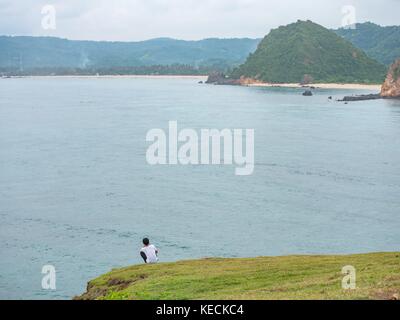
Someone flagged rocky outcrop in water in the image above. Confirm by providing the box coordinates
[206,73,265,86]
[381,59,400,98]
[205,72,241,85]
[339,94,381,102]
[205,72,227,84]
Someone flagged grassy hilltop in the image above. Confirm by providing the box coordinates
[231,20,386,84]
[77,252,400,300]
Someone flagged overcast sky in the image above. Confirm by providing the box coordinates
[1,0,399,41]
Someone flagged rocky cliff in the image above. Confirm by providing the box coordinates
[381,59,400,98]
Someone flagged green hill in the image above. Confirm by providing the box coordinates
[231,20,386,84]
[334,22,400,66]
[77,252,400,300]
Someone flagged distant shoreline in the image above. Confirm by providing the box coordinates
[4,75,208,80]
[2,75,381,90]
[247,82,382,91]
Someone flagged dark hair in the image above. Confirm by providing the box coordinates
[142,238,150,245]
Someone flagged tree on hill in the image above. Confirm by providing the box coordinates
[231,20,386,84]
[334,22,400,66]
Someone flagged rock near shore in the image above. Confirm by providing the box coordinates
[205,72,228,84]
[381,59,400,98]
[206,73,265,86]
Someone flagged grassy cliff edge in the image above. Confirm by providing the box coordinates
[77,252,400,300]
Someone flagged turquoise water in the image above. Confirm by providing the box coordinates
[0,77,399,299]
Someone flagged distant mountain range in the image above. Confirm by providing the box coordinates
[334,22,400,66]
[231,20,386,84]
[0,36,259,74]
[0,22,399,76]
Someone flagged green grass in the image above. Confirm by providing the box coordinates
[76,252,400,300]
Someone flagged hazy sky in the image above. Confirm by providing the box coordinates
[1,0,399,41]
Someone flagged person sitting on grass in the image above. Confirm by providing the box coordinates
[140,238,159,264]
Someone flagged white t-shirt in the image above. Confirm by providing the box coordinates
[140,244,158,263]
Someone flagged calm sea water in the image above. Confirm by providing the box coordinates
[0,77,399,299]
